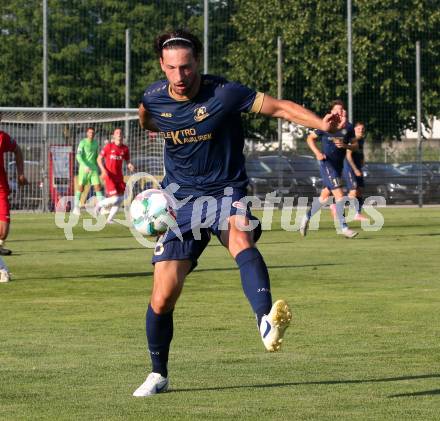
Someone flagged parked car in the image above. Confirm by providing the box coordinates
[289,155,323,201]
[423,161,440,175]
[362,162,434,204]
[394,162,440,202]
[394,162,438,181]
[245,156,298,200]
[8,160,44,210]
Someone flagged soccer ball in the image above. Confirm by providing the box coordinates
[130,189,177,236]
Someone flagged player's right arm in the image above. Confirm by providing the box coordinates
[259,94,345,133]
[97,149,108,178]
[13,144,28,186]
[76,141,90,172]
[138,104,159,132]
[307,132,326,161]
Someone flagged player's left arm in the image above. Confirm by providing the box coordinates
[258,94,345,133]
[124,147,135,172]
[345,149,362,175]
[13,144,28,186]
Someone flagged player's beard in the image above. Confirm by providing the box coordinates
[173,73,200,98]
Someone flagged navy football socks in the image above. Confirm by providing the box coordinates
[146,304,173,378]
[235,247,272,327]
[358,196,365,213]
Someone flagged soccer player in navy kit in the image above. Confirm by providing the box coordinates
[133,30,346,397]
[299,100,359,238]
[343,122,369,221]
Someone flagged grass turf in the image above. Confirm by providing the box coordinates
[1,208,440,420]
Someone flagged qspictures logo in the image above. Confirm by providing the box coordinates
[54,173,386,248]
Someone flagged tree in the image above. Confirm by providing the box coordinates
[0,0,44,106]
[0,0,204,107]
[353,0,440,140]
[227,0,440,141]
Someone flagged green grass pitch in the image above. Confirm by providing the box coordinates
[1,208,440,420]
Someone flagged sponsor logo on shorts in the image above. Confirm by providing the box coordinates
[154,243,164,256]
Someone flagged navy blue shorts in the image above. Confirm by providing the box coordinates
[343,163,364,189]
[319,160,343,190]
[152,188,262,270]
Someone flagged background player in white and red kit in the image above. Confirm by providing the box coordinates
[96,128,135,223]
[0,125,28,282]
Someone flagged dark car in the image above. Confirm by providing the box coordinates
[394,162,440,203]
[289,155,323,200]
[245,156,298,200]
[394,162,438,181]
[8,160,44,210]
[362,162,433,204]
[423,161,440,175]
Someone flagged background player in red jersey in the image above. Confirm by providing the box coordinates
[96,128,135,224]
[0,122,28,282]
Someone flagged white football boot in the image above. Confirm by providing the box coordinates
[341,227,358,238]
[72,206,81,216]
[299,216,310,237]
[0,269,11,283]
[260,299,292,352]
[133,372,169,397]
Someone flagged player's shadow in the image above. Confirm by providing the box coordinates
[389,389,440,398]
[28,271,154,281]
[195,263,338,273]
[93,272,154,279]
[96,247,143,251]
[11,234,135,243]
[172,373,440,394]
[391,232,440,239]
[28,263,337,281]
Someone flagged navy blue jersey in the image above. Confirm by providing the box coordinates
[315,123,355,167]
[351,137,365,168]
[141,75,263,198]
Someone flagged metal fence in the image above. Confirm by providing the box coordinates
[2,107,439,212]
[1,1,439,140]
[1,1,439,208]
[244,145,440,206]
[1,109,164,211]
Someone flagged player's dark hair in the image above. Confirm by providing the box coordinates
[355,121,365,127]
[154,29,202,60]
[329,99,345,112]
[86,127,95,132]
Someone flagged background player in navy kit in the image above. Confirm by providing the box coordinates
[343,121,368,221]
[133,29,346,397]
[300,100,359,238]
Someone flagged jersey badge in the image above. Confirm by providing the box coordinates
[194,106,209,122]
